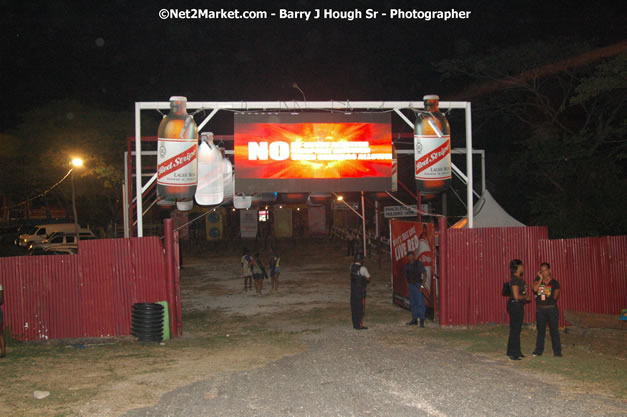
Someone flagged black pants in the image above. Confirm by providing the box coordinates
[506,300,524,357]
[350,282,365,328]
[535,307,562,355]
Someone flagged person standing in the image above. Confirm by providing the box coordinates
[404,251,427,327]
[351,230,360,258]
[270,252,281,291]
[251,253,265,294]
[346,229,354,257]
[507,259,531,360]
[0,283,6,358]
[532,262,563,357]
[241,249,253,292]
[258,253,269,294]
[350,253,371,330]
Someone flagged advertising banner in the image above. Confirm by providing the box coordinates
[239,210,258,239]
[390,220,436,309]
[234,112,392,193]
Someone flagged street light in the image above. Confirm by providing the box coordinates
[70,158,84,242]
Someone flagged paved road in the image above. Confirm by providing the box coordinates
[123,325,626,417]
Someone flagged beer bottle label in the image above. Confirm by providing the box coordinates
[157,138,198,186]
[414,134,451,180]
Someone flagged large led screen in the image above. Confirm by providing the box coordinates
[234,112,393,193]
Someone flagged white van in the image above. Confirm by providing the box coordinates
[28,231,97,251]
[18,223,92,247]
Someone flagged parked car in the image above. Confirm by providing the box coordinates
[18,224,93,247]
[28,231,96,251]
[29,245,78,256]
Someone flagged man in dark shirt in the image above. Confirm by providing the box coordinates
[507,259,531,360]
[532,262,562,357]
[404,251,427,327]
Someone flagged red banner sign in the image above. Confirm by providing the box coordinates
[390,220,436,309]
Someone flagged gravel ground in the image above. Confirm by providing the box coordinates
[123,324,626,417]
[121,244,625,417]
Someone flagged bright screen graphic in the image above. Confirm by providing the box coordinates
[234,113,393,193]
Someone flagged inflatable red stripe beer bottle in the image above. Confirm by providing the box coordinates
[157,96,198,201]
[414,95,451,198]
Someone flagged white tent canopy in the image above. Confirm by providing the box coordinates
[452,190,524,228]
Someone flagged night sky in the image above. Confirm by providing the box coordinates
[1,0,623,126]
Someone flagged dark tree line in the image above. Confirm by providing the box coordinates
[436,40,626,237]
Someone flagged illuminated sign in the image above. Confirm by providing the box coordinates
[234,113,392,193]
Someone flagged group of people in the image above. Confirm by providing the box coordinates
[350,252,564,365]
[240,249,280,294]
[507,259,562,360]
[329,226,375,258]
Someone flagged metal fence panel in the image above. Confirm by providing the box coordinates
[443,227,549,326]
[0,237,169,341]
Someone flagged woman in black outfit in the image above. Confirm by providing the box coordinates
[507,259,531,360]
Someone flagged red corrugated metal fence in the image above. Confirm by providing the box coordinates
[441,226,549,326]
[0,237,171,341]
[537,235,627,327]
[441,227,627,327]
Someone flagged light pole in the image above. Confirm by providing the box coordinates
[70,158,83,242]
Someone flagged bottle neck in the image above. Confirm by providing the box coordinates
[201,133,215,146]
[170,101,187,115]
[425,100,439,112]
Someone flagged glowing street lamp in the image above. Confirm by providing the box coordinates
[337,195,344,201]
[70,158,84,242]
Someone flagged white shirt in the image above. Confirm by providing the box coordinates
[0,283,3,290]
[360,266,371,279]
[241,255,251,275]
[351,263,371,279]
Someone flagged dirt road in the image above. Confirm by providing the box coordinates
[120,240,626,417]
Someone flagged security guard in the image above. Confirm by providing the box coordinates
[350,252,371,330]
